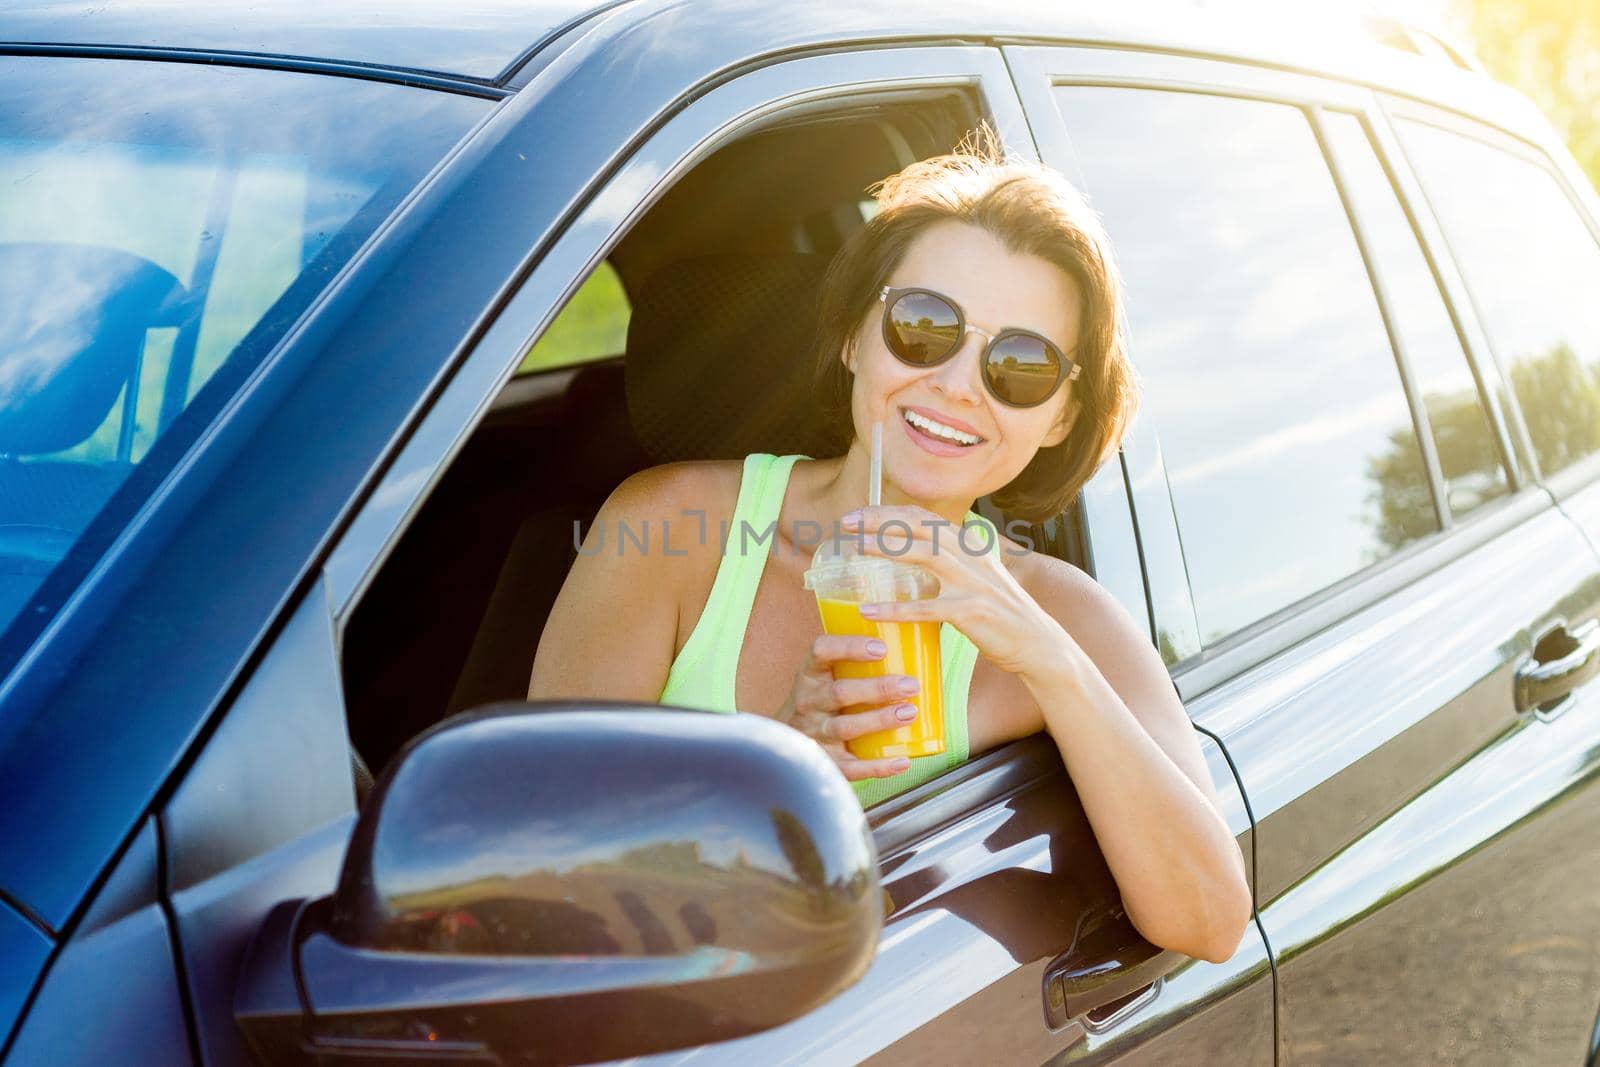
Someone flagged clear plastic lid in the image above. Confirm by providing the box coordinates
[802,538,939,602]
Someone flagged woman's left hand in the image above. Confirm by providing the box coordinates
[839,505,1072,678]
[844,508,1253,962]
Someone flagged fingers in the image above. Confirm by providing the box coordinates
[824,702,918,742]
[840,520,960,578]
[807,634,890,670]
[838,755,913,781]
[840,506,995,552]
[828,673,920,710]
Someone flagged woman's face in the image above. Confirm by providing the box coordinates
[845,219,1083,510]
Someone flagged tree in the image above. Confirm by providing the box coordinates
[1365,343,1600,554]
[1365,421,1436,556]
[1450,0,1600,191]
[1508,342,1600,473]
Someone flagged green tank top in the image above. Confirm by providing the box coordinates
[657,452,996,807]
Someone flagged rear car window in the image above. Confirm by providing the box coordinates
[0,57,486,663]
[1397,118,1600,480]
[1321,110,1510,520]
[1053,87,1435,648]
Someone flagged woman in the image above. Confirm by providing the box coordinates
[529,128,1251,964]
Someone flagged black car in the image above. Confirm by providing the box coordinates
[4,2,1600,1064]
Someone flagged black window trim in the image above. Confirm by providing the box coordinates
[1359,102,1533,491]
[1315,104,1523,509]
[1310,102,1451,534]
[0,43,512,99]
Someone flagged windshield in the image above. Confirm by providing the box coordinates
[0,57,487,658]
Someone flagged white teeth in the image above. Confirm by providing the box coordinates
[903,409,980,445]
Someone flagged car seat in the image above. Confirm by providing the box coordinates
[444,251,836,715]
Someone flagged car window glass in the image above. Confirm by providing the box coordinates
[1052,87,1435,646]
[0,57,486,668]
[1322,110,1510,520]
[1397,118,1600,480]
[516,260,630,374]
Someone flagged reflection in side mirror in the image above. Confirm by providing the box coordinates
[234,703,881,1064]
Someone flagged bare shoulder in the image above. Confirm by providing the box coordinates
[1012,549,1116,621]
[530,460,744,701]
[1013,549,1211,788]
[587,459,745,596]
[1014,550,1163,678]
[600,459,744,525]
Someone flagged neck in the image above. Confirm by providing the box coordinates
[810,440,976,529]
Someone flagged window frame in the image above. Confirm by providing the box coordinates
[319,46,1125,840]
[1381,94,1600,500]
[311,63,1261,1046]
[1331,104,1530,496]
[1316,105,1515,527]
[1004,44,1535,701]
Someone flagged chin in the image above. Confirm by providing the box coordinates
[886,453,985,505]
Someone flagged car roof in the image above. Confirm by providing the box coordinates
[0,0,623,85]
[0,0,1511,110]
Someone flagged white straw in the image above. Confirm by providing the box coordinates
[869,420,883,508]
[867,420,885,603]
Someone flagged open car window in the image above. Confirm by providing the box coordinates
[334,89,1092,799]
[516,260,631,374]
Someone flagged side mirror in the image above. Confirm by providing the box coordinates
[235,703,881,1064]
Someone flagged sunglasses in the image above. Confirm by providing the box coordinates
[879,285,1080,409]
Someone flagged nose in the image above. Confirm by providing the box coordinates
[928,327,986,405]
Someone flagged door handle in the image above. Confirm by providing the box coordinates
[1042,943,1184,1031]
[1515,618,1600,714]
[1079,976,1164,1034]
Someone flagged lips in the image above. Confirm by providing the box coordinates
[898,405,986,457]
[901,404,982,438]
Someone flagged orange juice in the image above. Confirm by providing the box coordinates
[817,597,945,759]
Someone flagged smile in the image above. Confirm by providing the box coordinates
[900,406,985,449]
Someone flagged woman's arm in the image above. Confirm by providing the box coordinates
[839,506,1252,964]
[527,463,730,703]
[1019,561,1251,964]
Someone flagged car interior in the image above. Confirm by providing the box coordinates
[340,90,1089,782]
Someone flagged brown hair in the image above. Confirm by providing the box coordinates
[811,123,1138,522]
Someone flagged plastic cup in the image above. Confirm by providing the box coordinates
[802,538,944,759]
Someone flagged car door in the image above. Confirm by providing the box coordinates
[319,37,1273,1067]
[1008,42,1600,1064]
[1379,93,1600,1065]
[2,819,193,1065]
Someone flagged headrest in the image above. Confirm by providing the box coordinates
[0,242,189,455]
[625,253,840,463]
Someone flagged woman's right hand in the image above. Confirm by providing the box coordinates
[778,634,921,781]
